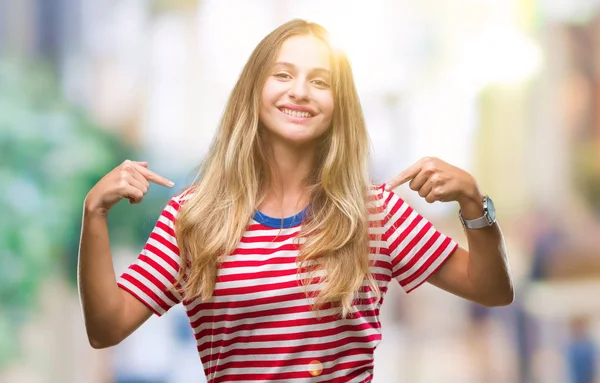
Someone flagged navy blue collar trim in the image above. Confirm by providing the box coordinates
[253,207,308,228]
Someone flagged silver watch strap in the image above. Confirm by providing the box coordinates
[461,214,491,229]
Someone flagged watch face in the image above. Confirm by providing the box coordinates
[485,196,496,221]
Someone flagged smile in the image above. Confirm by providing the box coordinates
[278,108,315,119]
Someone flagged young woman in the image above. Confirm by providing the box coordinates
[78,19,513,383]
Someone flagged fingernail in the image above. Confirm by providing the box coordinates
[168,181,175,187]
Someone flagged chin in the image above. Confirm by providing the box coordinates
[284,127,329,143]
[281,135,319,146]
[260,115,330,146]
[267,125,319,144]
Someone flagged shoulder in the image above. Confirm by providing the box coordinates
[367,183,420,234]
[169,187,197,209]
[368,183,407,211]
[158,188,196,224]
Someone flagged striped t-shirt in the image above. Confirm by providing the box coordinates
[117,184,458,382]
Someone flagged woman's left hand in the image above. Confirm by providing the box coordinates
[385,156,482,204]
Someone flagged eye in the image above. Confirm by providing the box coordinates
[273,72,292,80]
[312,79,330,88]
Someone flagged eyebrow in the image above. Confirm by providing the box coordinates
[273,61,330,76]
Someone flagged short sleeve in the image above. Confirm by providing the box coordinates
[117,196,184,316]
[381,187,459,293]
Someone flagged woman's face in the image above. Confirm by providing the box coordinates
[259,34,334,147]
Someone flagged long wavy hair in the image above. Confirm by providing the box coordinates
[174,19,380,318]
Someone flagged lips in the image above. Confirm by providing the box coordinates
[277,104,317,118]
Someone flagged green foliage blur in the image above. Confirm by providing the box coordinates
[0,58,168,366]
[574,140,600,214]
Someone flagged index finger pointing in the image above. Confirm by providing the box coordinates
[134,163,175,188]
[385,162,421,191]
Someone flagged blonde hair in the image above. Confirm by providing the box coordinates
[174,19,380,318]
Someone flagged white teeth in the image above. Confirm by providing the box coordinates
[281,108,312,118]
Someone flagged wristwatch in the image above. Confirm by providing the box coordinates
[459,195,496,229]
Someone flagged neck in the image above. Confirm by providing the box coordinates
[261,137,318,216]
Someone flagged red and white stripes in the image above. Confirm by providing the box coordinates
[117,184,457,382]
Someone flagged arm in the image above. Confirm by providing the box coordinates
[78,160,174,348]
[78,208,153,348]
[386,157,514,307]
[428,195,513,307]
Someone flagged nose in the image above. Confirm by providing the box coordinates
[288,78,309,101]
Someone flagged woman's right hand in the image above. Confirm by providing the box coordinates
[84,160,174,215]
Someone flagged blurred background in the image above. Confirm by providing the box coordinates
[1,0,600,382]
